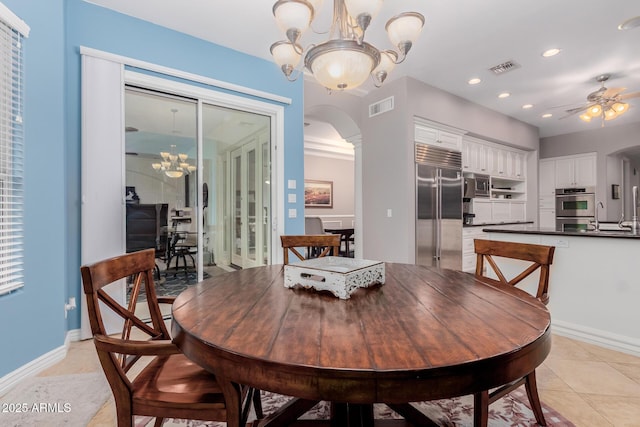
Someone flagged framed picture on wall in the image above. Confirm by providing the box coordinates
[304,180,333,208]
[612,184,620,200]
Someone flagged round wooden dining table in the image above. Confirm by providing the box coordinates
[171,263,551,427]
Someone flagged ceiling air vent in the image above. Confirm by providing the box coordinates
[369,96,394,118]
[488,60,521,75]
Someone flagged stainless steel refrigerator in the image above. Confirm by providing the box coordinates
[415,144,463,270]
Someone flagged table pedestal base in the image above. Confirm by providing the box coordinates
[251,399,439,427]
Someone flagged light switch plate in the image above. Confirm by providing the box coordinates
[287,179,296,189]
[288,193,296,203]
[288,208,297,218]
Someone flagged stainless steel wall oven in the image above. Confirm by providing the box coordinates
[555,187,595,231]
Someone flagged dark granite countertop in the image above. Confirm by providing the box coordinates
[483,224,640,239]
[463,221,533,228]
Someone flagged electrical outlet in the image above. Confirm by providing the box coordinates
[553,239,569,248]
[64,297,77,319]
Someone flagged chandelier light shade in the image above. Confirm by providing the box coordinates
[305,39,380,90]
[271,0,425,91]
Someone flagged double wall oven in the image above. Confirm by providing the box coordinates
[555,187,595,232]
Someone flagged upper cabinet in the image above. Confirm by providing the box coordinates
[553,153,597,188]
[462,136,527,181]
[414,118,464,152]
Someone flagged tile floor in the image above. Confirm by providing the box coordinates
[36,334,640,426]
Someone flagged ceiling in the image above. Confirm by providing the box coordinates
[89,0,640,140]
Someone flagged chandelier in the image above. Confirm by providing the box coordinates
[270,0,424,91]
[151,144,196,178]
[151,109,196,178]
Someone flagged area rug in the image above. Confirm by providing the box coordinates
[133,269,224,302]
[135,387,575,426]
[0,372,110,426]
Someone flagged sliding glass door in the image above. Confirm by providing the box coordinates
[202,104,270,269]
[124,88,198,280]
[124,87,272,277]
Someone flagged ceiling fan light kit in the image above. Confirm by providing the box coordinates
[270,0,424,91]
[566,74,638,126]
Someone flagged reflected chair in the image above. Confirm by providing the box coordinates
[125,203,168,280]
[280,234,340,264]
[472,238,555,426]
[166,231,197,278]
[304,216,325,235]
[80,249,262,427]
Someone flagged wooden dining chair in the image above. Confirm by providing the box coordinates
[280,234,341,264]
[474,238,555,305]
[80,248,262,427]
[473,238,555,427]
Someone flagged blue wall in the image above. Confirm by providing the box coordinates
[0,0,66,377]
[0,0,305,378]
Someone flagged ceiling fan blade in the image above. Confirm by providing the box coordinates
[560,104,594,120]
[548,101,587,109]
[620,91,640,100]
[603,87,626,98]
[564,104,591,114]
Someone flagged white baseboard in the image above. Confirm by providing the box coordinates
[552,320,640,357]
[0,329,82,396]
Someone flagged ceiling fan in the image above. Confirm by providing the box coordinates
[562,74,640,124]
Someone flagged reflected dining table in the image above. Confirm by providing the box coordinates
[324,228,355,257]
[171,263,551,427]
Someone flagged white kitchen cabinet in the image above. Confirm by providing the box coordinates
[472,199,492,224]
[462,137,527,180]
[462,227,486,273]
[539,209,556,228]
[539,159,556,198]
[574,154,597,187]
[539,159,557,229]
[462,137,489,174]
[491,201,510,222]
[554,153,596,188]
[510,201,526,221]
[511,151,525,180]
[414,121,463,152]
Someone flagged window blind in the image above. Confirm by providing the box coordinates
[0,5,29,296]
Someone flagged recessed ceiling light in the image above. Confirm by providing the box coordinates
[542,48,561,57]
[498,92,511,99]
[618,16,640,30]
[541,113,553,118]
[522,104,533,109]
[468,78,481,85]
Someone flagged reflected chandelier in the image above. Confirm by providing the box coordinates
[151,109,196,179]
[151,144,196,179]
[270,0,425,91]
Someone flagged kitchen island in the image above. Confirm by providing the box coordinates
[480,225,640,356]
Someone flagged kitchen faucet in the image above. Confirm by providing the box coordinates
[594,201,604,232]
[616,186,640,234]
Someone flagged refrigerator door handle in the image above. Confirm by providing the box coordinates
[435,169,442,262]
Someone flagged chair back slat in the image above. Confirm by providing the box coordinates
[80,249,171,353]
[474,239,555,305]
[280,234,341,265]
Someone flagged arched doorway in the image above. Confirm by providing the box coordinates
[303,105,363,258]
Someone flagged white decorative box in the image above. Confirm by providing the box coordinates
[284,256,385,299]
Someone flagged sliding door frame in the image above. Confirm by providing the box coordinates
[124,71,285,277]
